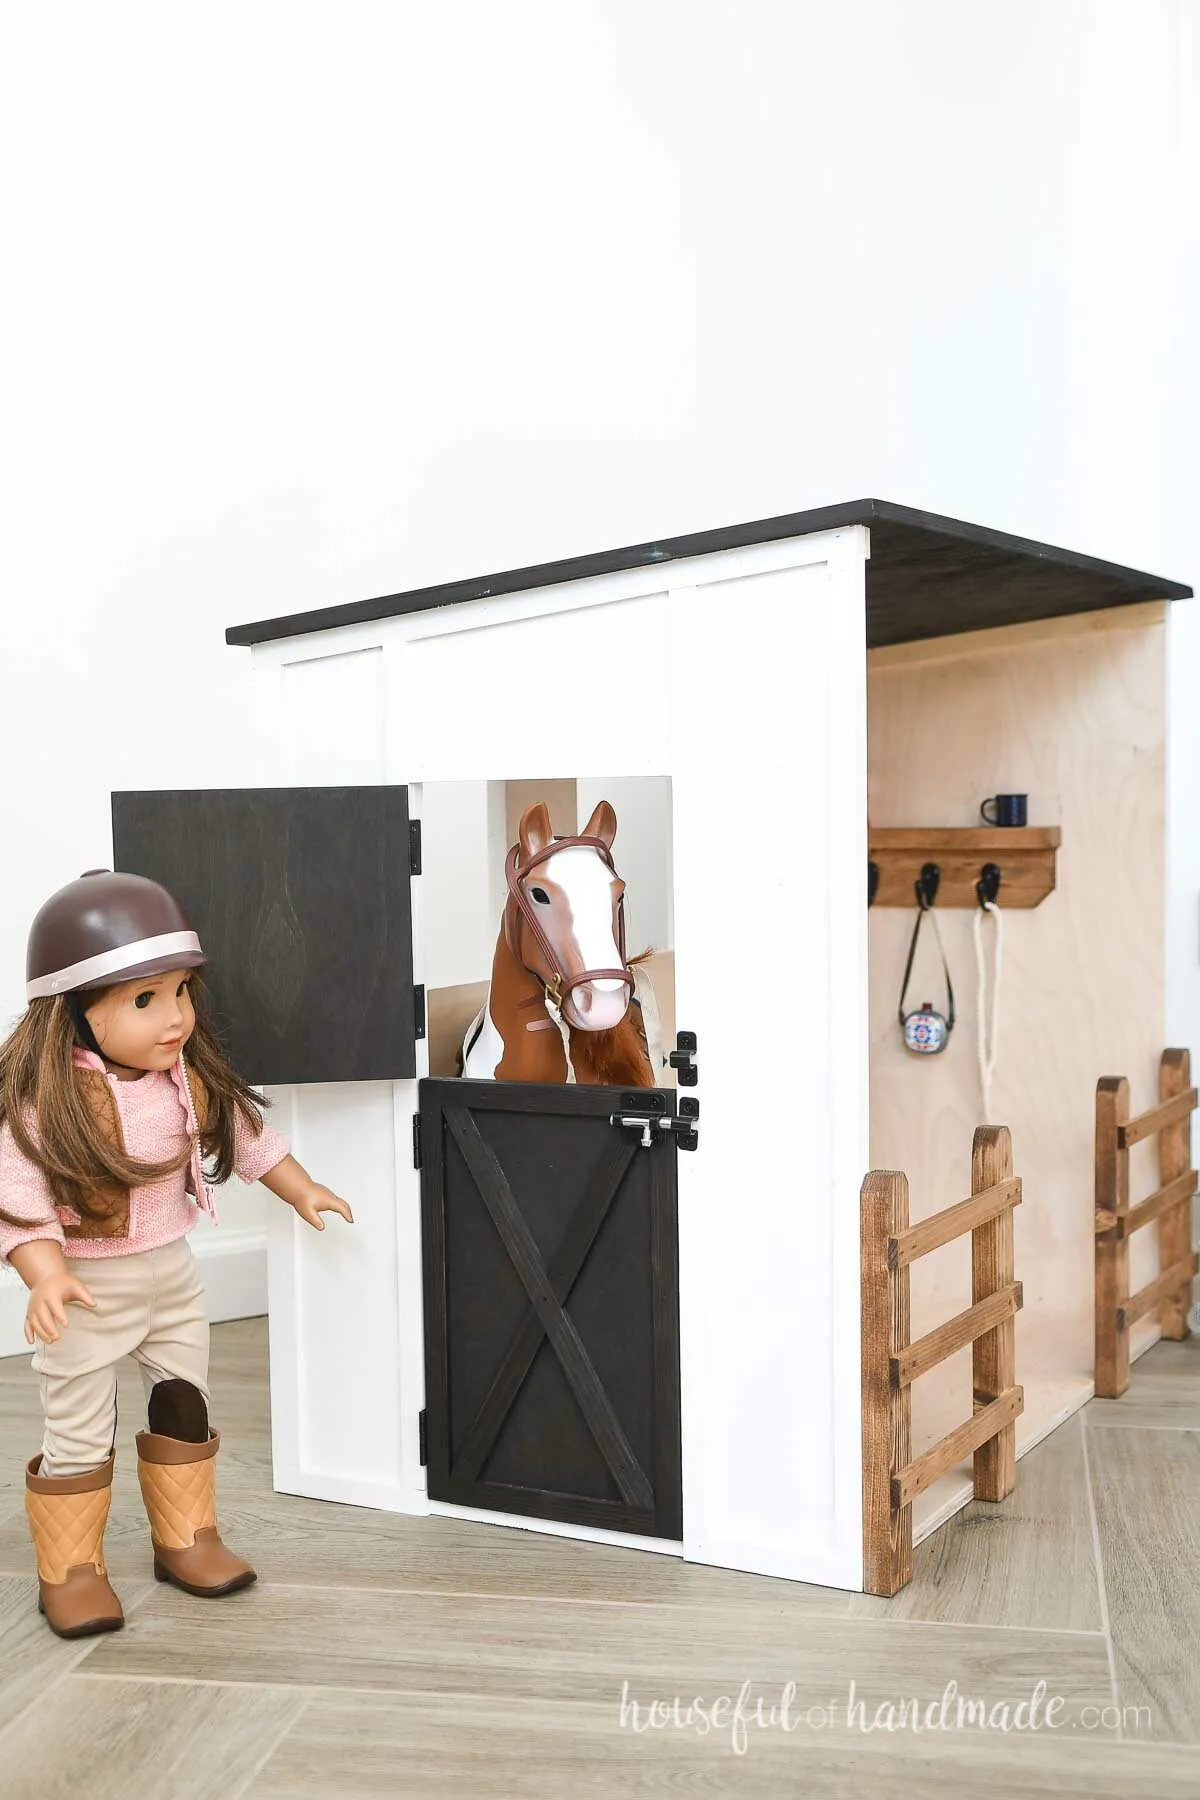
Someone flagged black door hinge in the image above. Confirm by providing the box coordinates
[412,1112,422,1170]
[413,984,426,1040]
[409,818,423,876]
[418,1408,428,1466]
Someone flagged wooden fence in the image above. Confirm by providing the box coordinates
[1094,1048,1198,1399]
[860,1127,1024,1597]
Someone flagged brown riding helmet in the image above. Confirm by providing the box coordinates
[25,870,207,1002]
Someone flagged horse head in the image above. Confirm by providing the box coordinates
[504,799,634,1034]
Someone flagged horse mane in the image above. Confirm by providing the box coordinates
[566,950,656,1088]
[456,945,659,1087]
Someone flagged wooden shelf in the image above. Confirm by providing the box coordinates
[868,828,1061,909]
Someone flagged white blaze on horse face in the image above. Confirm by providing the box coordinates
[544,842,628,1032]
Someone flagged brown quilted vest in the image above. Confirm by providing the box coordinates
[64,1062,211,1241]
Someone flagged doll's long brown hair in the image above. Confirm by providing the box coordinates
[0,971,270,1228]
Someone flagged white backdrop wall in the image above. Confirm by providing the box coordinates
[1,1,1197,1336]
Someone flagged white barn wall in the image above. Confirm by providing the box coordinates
[0,0,1196,1349]
[260,637,419,1505]
[255,526,869,1583]
[667,531,869,1586]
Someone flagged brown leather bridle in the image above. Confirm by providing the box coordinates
[503,834,633,1016]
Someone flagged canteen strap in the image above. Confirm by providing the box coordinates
[898,899,955,1031]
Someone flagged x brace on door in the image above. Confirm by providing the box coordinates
[443,1105,656,1510]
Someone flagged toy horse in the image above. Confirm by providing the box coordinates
[460,800,657,1085]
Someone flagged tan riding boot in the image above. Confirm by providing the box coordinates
[25,1452,125,1638]
[136,1425,256,1597]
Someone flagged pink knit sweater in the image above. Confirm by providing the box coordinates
[0,1049,289,1264]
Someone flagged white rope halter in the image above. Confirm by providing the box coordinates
[972,896,1004,1122]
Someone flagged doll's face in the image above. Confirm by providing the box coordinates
[83,968,196,1077]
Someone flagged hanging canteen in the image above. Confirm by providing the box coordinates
[897,869,955,1058]
[902,1002,951,1056]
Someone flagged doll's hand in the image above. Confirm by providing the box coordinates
[25,1272,97,1346]
[289,1183,354,1232]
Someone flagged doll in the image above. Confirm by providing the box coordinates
[0,868,353,1639]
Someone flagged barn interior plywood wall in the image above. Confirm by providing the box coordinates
[867,602,1168,1536]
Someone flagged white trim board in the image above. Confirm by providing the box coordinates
[193,1227,268,1323]
[0,1269,33,1362]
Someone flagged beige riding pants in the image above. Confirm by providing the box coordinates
[30,1236,210,1478]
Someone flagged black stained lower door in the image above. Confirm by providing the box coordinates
[419,1078,682,1539]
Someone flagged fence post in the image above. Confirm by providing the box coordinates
[971,1126,1016,1501]
[1095,1077,1131,1397]
[1157,1049,1193,1342]
[861,1171,912,1596]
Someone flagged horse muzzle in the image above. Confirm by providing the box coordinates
[562,976,631,1033]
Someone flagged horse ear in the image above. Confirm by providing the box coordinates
[581,800,617,848]
[518,802,554,861]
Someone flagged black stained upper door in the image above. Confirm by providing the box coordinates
[111,786,417,1087]
[419,1076,683,1540]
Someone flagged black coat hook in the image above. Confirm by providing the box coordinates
[915,862,941,909]
[868,860,879,907]
[977,863,1002,906]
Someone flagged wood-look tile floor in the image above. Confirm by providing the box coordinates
[1,1319,1198,1798]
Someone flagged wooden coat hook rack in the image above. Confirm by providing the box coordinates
[866,828,1061,909]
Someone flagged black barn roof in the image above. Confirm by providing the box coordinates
[226,498,1192,650]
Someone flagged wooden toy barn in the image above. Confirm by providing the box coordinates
[110,498,1197,1595]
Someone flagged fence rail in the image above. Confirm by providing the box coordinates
[861,1127,1024,1598]
[1094,1049,1198,1399]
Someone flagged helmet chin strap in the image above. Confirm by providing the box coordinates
[66,991,112,1064]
